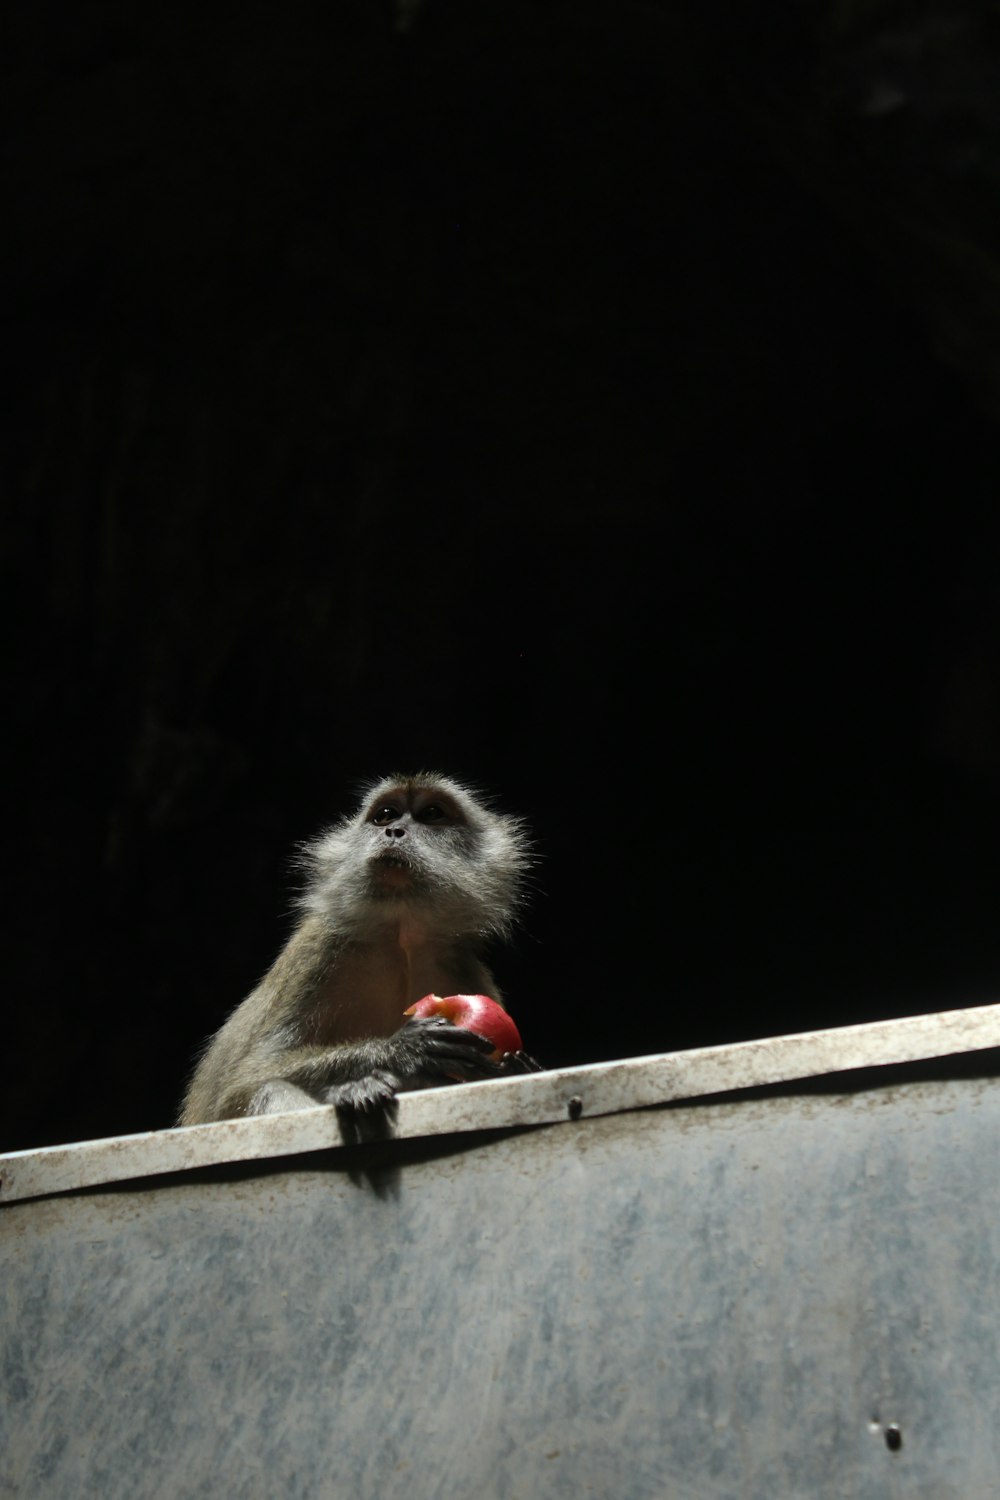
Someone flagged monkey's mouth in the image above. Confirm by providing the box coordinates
[370,850,414,889]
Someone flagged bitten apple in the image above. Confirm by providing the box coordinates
[403,993,523,1060]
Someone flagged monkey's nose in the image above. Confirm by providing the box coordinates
[385,827,406,839]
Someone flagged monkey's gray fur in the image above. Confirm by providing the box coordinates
[179,773,532,1126]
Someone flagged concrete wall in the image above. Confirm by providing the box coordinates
[4,1035,1000,1497]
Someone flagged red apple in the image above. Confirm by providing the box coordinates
[403,993,523,1060]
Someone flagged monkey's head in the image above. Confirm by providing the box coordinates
[298,773,532,941]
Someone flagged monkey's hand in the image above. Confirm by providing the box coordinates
[394,1014,503,1083]
[317,1015,500,1114]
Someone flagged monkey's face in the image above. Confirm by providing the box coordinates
[361,782,475,902]
[299,773,531,939]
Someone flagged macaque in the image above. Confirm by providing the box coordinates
[179,773,533,1125]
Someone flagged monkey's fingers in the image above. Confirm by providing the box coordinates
[322,1071,401,1113]
[419,1029,499,1069]
[398,1015,493,1041]
[399,1016,496,1059]
[497,1049,544,1074]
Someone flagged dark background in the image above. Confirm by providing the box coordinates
[5,0,1000,1152]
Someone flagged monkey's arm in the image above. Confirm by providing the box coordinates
[275,1016,501,1113]
[181,1016,501,1123]
[276,1028,543,1110]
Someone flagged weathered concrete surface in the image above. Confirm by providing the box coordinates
[3,1067,1000,1499]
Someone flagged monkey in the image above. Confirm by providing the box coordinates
[178,773,534,1126]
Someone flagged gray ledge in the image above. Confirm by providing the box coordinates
[3,1001,1000,1206]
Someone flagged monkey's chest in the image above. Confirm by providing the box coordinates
[303,946,466,1043]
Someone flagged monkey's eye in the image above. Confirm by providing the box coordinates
[417,804,448,824]
[371,805,402,826]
